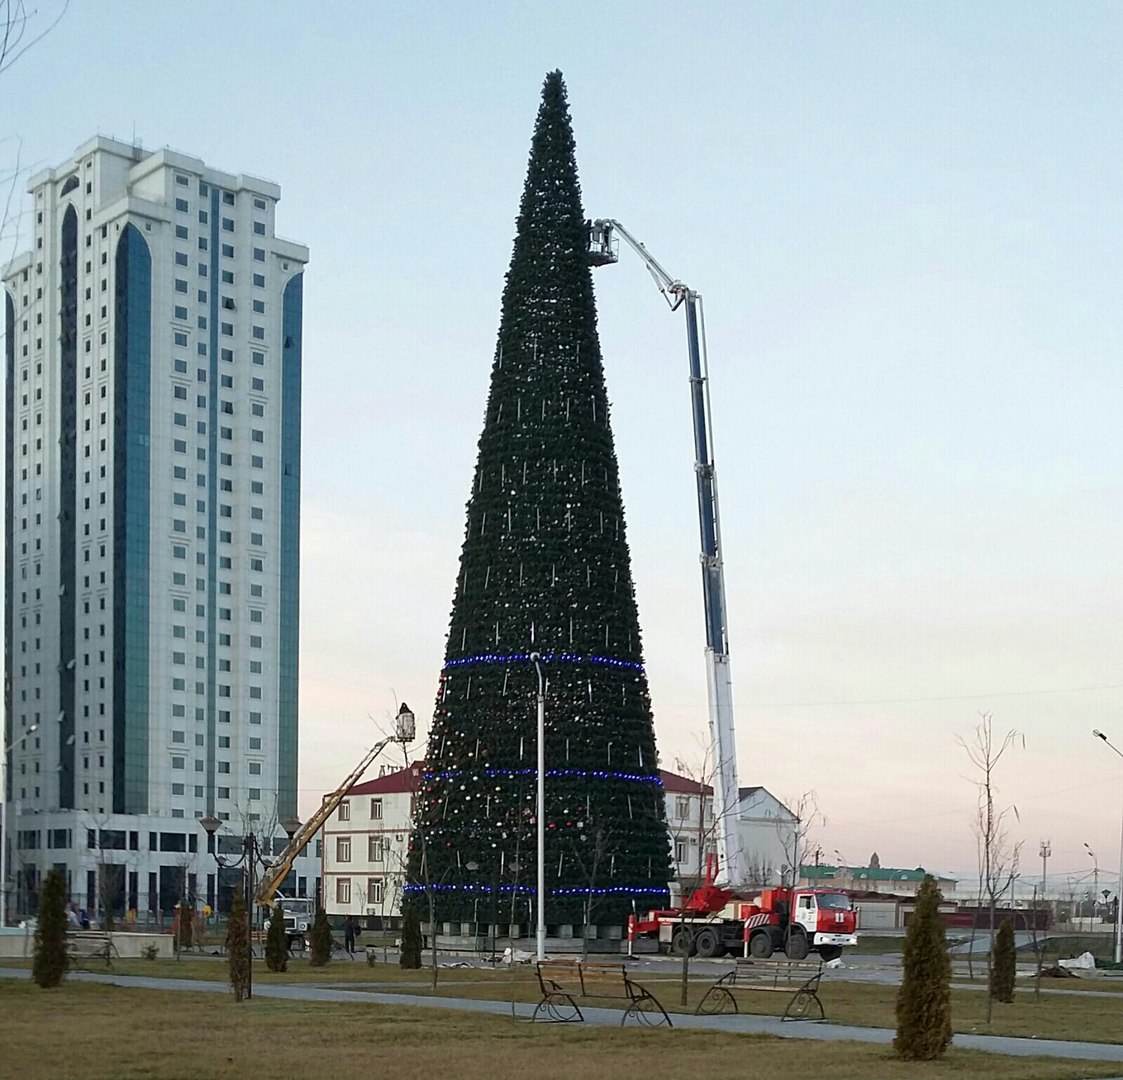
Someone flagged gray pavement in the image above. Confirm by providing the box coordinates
[3,965,1123,1066]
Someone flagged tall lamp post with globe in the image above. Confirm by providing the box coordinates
[1092,730,1123,964]
[198,814,301,1000]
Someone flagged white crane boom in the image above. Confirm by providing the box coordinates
[588,219,744,888]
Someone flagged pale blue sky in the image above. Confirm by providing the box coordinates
[5,1,1123,889]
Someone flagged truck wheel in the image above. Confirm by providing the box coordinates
[671,928,695,957]
[818,945,843,963]
[694,928,720,958]
[786,929,810,960]
[749,931,773,959]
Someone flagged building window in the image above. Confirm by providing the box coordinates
[336,837,351,863]
[336,878,350,905]
[674,839,687,863]
[338,801,351,822]
[675,796,691,820]
[368,836,384,862]
[367,879,383,905]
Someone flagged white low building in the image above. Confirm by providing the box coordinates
[320,761,420,925]
[321,763,799,924]
[661,769,797,897]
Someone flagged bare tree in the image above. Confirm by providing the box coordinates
[958,713,1023,1023]
[85,812,138,932]
[667,746,745,1006]
[776,791,823,887]
[0,1,69,76]
[1025,884,1047,1002]
[1,2,69,261]
[565,816,613,961]
[392,733,450,990]
[742,853,777,889]
[670,739,743,891]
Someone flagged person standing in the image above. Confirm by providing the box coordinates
[343,914,356,958]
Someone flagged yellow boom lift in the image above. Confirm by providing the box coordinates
[254,702,416,907]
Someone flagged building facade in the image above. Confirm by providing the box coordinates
[321,762,420,924]
[799,864,958,896]
[1,136,308,920]
[662,770,797,897]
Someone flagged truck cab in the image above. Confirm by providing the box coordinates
[793,889,857,961]
[265,895,316,951]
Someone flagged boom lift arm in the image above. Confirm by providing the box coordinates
[588,220,744,888]
[255,703,416,906]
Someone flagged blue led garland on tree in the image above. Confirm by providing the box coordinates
[407,70,673,926]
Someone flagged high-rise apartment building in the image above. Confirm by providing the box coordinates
[1,137,309,918]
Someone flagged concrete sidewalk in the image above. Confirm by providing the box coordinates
[3,966,1123,1066]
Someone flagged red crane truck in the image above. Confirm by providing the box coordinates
[627,861,857,961]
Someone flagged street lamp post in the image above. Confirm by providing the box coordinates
[199,816,292,1001]
[1092,730,1123,964]
[530,652,546,962]
[465,860,480,953]
[1084,843,1098,918]
[1,722,40,926]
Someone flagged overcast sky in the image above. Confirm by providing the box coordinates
[4,1,1123,891]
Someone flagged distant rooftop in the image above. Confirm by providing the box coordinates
[801,864,957,884]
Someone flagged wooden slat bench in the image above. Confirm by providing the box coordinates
[695,957,825,1022]
[534,960,672,1027]
[67,930,117,970]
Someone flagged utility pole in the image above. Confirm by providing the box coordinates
[1039,840,1051,895]
[1085,843,1099,916]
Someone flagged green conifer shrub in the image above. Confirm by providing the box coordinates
[309,907,332,967]
[225,885,250,1002]
[32,868,69,988]
[265,902,288,973]
[894,874,952,1060]
[400,905,422,969]
[990,916,1016,1003]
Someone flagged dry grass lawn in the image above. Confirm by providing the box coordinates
[1,981,1120,1080]
[338,963,1123,1045]
[6,954,1122,1044]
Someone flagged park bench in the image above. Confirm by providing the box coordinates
[67,930,118,970]
[533,959,672,1027]
[695,957,825,1022]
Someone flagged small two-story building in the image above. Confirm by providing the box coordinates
[319,761,419,925]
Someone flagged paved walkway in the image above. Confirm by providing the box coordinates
[4,965,1123,1067]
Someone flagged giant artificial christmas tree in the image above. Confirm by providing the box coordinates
[407,71,672,927]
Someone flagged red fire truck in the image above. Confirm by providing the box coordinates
[628,863,857,961]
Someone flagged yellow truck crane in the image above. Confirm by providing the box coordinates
[256,703,416,949]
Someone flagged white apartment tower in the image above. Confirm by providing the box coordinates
[1,137,308,919]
